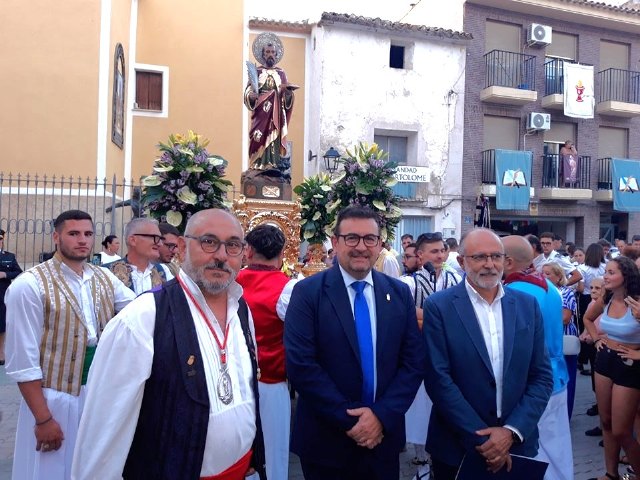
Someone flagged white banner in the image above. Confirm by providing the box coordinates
[563,63,595,119]
[394,165,430,183]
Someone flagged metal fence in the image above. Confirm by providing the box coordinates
[597,68,640,104]
[541,154,591,189]
[484,49,536,90]
[0,173,240,269]
[597,158,613,190]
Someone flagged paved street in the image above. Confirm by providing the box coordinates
[0,367,619,479]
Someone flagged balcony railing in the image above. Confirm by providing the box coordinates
[484,50,536,90]
[481,150,496,184]
[597,158,612,190]
[544,58,566,96]
[597,68,640,104]
[542,154,591,189]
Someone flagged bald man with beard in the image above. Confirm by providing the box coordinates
[502,235,572,480]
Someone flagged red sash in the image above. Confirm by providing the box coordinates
[200,450,253,480]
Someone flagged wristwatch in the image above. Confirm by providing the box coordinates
[511,430,523,445]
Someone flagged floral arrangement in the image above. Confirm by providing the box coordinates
[327,142,402,241]
[293,172,336,244]
[141,131,232,231]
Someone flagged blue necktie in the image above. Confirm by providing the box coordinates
[351,281,374,405]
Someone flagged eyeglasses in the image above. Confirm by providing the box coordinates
[184,234,245,256]
[164,242,178,251]
[540,241,553,246]
[133,233,163,245]
[337,234,380,247]
[464,253,506,263]
[403,254,418,259]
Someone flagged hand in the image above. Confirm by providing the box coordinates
[618,345,640,361]
[579,331,592,343]
[485,453,512,474]
[346,407,384,449]
[0,272,6,279]
[595,337,608,351]
[625,296,640,320]
[244,468,256,477]
[34,418,64,452]
[475,427,513,460]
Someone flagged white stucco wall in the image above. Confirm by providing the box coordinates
[310,25,466,236]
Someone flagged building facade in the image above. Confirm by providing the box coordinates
[462,0,640,245]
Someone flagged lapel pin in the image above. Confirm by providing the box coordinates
[187,355,196,366]
[386,293,391,302]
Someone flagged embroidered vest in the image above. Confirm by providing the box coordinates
[104,257,167,294]
[31,256,115,396]
[123,280,266,479]
[414,269,460,309]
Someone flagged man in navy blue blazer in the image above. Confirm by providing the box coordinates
[423,228,553,480]
[285,206,426,479]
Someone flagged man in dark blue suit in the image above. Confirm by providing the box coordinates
[285,206,426,479]
[423,228,553,480]
[0,229,22,365]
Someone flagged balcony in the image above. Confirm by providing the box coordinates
[538,154,592,200]
[478,149,535,197]
[480,50,537,106]
[542,58,568,110]
[594,157,613,202]
[596,68,640,118]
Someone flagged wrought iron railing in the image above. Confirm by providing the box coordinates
[597,158,613,190]
[483,50,536,90]
[597,68,640,104]
[0,173,240,268]
[481,150,496,184]
[541,154,591,189]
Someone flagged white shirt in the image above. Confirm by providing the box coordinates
[275,278,298,321]
[399,274,416,299]
[5,262,135,383]
[541,250,577,278]
[71,270,257,479]
[338,265,378,397]
[100,251,121,264]
[130,262,174,295]
[445,252,465,277]
[464,279,505,416]
[577,263,605,294]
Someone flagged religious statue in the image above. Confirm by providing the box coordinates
[244,32,297,173]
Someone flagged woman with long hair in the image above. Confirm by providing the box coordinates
[542,262,579,418]
[583,256,640,480]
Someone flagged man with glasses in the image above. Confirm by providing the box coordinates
[538,232,581,287]
[73,208,266,479]
[423,228,552,479]
[104,218,173,295]
[284,205,425,479]
[158,222,181,276]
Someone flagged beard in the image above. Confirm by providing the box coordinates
[466,267,502,290]
[57,240,90,262]
[265,56,275,67]
[182,253,237,295]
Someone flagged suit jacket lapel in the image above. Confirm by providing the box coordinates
[453,284,494,376]
[325,266,360,362]
[501,294,516,374]
[372,271,391,364]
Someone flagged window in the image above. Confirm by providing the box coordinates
[599,126,628,158]
[483,116,519,150]
[600,40,630,71]
[485,20,521,54]
[135,71,162,111]
[374,135,408,165]
[390,45,405,69]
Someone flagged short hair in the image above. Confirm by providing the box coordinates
[584,243,605,268]
[525,234,543,255]
[445,237,459,249]
[632,234,640,243]
[566,242,576,256]
[245,224,286,260]
[405,242,418,251]
[333,206,380,236]
[597,238,611,248]
[124,218,159,245]
[158,222,181,237]
[539,231,554,241]
[553,233,563,242]
[401,234,414,241]
[458,228,501,256]
[415,232,443,251]
[543,262,567,286]
[623,245,640,261]
[101,235,118,248]
[53,210,93,232]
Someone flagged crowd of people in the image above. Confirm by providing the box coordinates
[3,206,640,480]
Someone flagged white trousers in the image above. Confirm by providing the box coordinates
[13,387,87,480]
[534,388,573,480]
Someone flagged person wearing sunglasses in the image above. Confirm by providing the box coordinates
[104,218,173,295]
[158,222,182,276]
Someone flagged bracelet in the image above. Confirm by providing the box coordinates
[35,415,52,426]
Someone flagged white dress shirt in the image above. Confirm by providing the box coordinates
[338,265,378,397]
[542,250,577,277]
[71,270,257,479]
[129,262,174,295]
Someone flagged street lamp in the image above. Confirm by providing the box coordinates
[309,147,342,173]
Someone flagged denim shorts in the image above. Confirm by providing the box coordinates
[595,346,640,390]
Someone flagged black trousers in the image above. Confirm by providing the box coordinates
[431,457,459,480]
[301,454,399,480]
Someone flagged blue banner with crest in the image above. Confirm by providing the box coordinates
[495,149,532,211]
[612,158,640,212]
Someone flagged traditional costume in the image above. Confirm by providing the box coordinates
[103,256,172,295]
[72,271,266,480]
[373,249,401,278]
[4,255,135,480]
[236,265,297,480]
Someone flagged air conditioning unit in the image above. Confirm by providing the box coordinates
[527,23,552,46]
[527,112,551,131]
